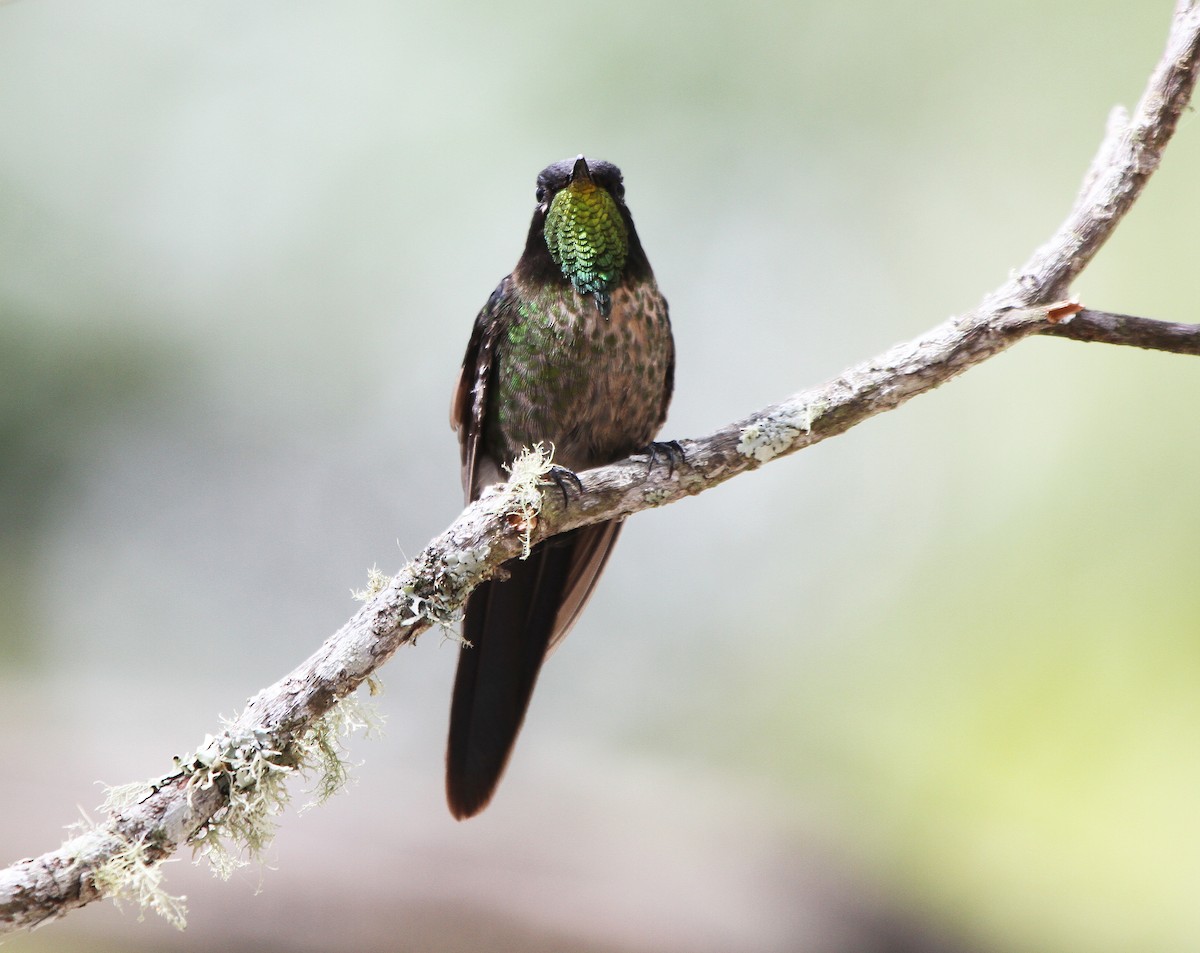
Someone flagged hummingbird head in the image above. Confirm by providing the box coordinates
[528,156,632,304]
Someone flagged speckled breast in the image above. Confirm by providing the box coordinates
[489,280,673,471]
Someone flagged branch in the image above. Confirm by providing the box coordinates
[5,1,1200,936]
[1039,309,1200,355]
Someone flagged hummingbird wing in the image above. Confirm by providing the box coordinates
[545,519,622,654]
[450,277,510,501]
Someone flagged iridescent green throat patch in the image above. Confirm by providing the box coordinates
[543,181,629,299]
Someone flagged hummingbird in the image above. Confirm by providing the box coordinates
[446,156,675,818]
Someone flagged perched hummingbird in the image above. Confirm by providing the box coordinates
[446,156,675,818]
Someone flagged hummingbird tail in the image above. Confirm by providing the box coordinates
[445,522,621,819]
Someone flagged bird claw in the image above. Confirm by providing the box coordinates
[639,440,685,477]
[541,465,584,506]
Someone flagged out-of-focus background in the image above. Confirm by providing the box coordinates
[3,1,1199,951]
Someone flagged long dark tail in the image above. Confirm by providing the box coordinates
[445,522,621,819]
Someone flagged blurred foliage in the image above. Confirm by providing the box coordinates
[0,303,162,666]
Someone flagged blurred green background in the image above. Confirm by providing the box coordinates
[3,1,1199,951]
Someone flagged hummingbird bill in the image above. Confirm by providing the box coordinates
[446,156,675,818]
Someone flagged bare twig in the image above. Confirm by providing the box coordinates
[1039,309,1200,355]
[4,2,1200,937]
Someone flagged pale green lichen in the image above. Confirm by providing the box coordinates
[350,564,390,602]
[737,402,823,463]
[82,821,188,930]
[432,544,492,644]
[357,444,552,646]
[392,582,428,629]
[351,560,438,633]
[89,694,379,924]
[393,577,462,633]
[300,696,382,809]
[400,543,489,642]
[642,486,670,506]
[443,545,490,588]
[174,695,380,880]
[100,781,154,813]
[184,728,292,880]
[504,442,556,558]
[737,418,799,463]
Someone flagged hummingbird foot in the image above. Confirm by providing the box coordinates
[639,440,685,477]
[542,465,584,506]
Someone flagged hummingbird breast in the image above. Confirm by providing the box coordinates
[487,279,673,472]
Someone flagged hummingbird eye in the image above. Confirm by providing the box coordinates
[535,186,547,203]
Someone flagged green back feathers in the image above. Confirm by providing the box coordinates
[543,180,629,300]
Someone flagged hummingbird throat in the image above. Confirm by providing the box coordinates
[543,181,629,300]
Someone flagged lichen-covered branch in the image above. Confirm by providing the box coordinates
[4,1,1200,938]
